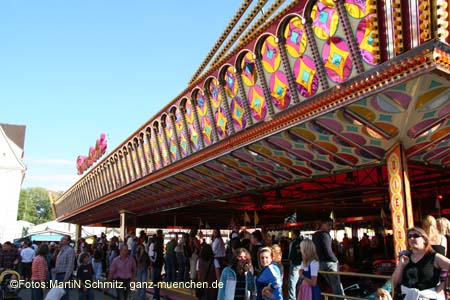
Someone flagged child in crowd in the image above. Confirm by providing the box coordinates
[77,253,94,300]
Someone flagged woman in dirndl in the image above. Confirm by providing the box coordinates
[297,239,321,300]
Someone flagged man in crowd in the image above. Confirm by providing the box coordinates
[288,229,303,300]
[54,235,75,300]
[150,229,164,300]
[108,244,136,300]
[20,240,35,281]
[0,241,20,270]
[188,228,201,280]
[312,217,345,300]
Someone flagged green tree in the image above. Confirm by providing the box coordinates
[18,187,55,224]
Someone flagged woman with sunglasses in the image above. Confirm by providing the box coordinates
[392,227,450,300]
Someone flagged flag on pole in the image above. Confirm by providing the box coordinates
[229,216,237,229]
[436,196,441,209]
[329,211,335,220]
[244,211,251,224]
[254,211,259,226]
[284,212,297,224]
[380,208,386,219]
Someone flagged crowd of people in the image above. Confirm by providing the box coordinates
[1,214,450,300]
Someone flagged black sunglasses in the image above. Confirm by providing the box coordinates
[408,233,422,239]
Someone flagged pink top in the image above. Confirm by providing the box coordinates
[109,255,136,280]
[31,255,48,282]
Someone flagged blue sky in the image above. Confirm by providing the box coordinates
[0,0,245,191]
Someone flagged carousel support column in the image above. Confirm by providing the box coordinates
[75,224,82,254]
[387,143,414,260]
[119,210,137,243]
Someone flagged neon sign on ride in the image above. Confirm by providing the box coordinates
[76,133,107,175]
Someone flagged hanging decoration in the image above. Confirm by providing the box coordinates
[76,133,108,175]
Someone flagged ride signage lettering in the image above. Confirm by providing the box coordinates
[76,133,108,175]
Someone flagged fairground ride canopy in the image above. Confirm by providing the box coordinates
[55,0,450,229]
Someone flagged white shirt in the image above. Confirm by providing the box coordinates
[212,238,226,257]
[20,247,35,263]
[127,236,135,250]
[300,259,319,276]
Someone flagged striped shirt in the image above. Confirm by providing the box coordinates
[55,245,75,281]
[31,255,48,282]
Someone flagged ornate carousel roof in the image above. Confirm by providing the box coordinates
[55,0,450,228]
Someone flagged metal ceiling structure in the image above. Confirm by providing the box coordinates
[55,0,450,229]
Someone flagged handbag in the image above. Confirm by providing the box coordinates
[195,259,213,298]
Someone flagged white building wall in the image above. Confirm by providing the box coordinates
[0,169,23,242]
[0,125,26,242]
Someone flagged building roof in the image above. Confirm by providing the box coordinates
[0,123,26,152]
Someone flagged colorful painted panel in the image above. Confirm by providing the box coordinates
[344,0,378,66]
[130,147,139,178]
[248,85,267,121]
[355,15,377,65]
[126,153,135,181]
[261,35,281,73]
[215,107,228,139]
[150,131,161,170]
[137,142,147,175]
[174,108,188,157]
[223,66,247,131]
[311,0,339,40]
[230,96,247,130]
[322,37,353,83]
[142,136,153,173]
[241,52,257,87]
[270,71,291,110]
[233,150,294,181]
[156,124,170,166]
[208,78,229,139]
[184,100,201,151]
[208,78,222,109]
[174,173,220,196]
[205,161,262,188]
[222,155,277,185]
[224,66,239,97]
[165,116,179,162]
[185,169,234,194]
[294,55,319,97]
[284,16,308,58]
[196,90,214,146]
[195,165,247,191]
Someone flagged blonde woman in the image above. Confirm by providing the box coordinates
[271,244,284,277]
[423,215,447,255]
[256,247,283,300]
[297,239,321,300]
[374,288,392,300]
[437,217,450,237]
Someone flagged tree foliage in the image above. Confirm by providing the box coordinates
[17,187,55,224]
